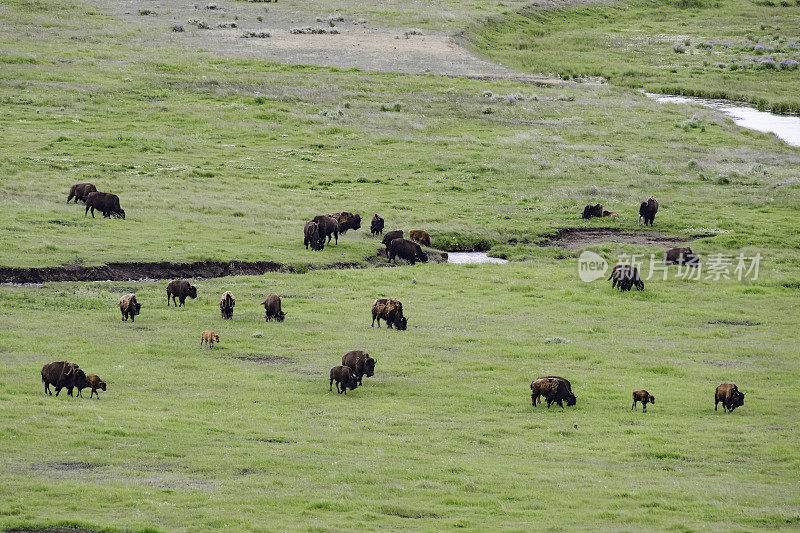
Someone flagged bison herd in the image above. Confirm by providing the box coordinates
[68,183,125,219]
[581,195,657,225]
[41,360,106,399]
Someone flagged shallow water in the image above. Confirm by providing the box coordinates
[447,252,508,264]
[646,93,800,147]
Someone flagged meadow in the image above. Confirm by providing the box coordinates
[1,0,800,530]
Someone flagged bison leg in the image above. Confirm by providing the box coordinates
[643,404,647,413]
[714,399,718,411]
[77,389,83,398]
[130,313,135,322]
[330,378,333,391]
[532,393,536,407]
[55,386,62,396]
[632,400,637,411]
[44,381,51,395]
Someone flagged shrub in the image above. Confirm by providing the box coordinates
[139,9,154,15]
[673,44,686,54]
[242,31,270,38]
[171,24,184,32]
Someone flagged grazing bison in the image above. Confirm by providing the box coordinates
[313,215,339,245]
[389,238,428,265]
[85,191,125,219]
[370,214,384,237]
[304,221,324,251]
[220,291,235,319]
[41,361,87,397]
[166,279,197,307]
[632,390,655,412]
[371,298,407,330]
[118,293,141,322]
[663,246,699,266]
[539,377,576,408]
[67,182,97,203]
[582,203,604,219]
[342,350,376,385]
[329,212,361,233]
[409,230,431,247]
[382,230,404,251]
[531,376,573,407]
[201,330,220,349]
[638,195,659,226]
[715,382,746,413]
[262,293,285,322]
[609,264,644,291]
[602,210,620,219]
[330,365,359,394]
[78,374,106,399]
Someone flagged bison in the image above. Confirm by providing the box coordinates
[330,365,359,394]
[531,376,573,407]
[715,382,745,413]
[41,361,87,397]
[119,293,141,322]
[539,377,576,408]
[638,195,659,226]
[313,215,339,245]
[304,221,324,251]
[78,374,106,399]
[632,390,655,412]
[409,230,431,247]
[663,246,699,267]
[609,264,644,291]
[263,293,285,322]
[389,238,428,265]
[370,214,384,237]
[342,350,376,385]
[67,182,97,204]
[582,203,604,219]
[382,230,404,252]
[329,212,361,233]
[85,191,125,219]
[220,291,235,319]
[201,330,220,349]
[166,279,197,307]
[602,210,619,219]
[371,298,407,330]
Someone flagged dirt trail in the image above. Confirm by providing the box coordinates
[541,228,716,249]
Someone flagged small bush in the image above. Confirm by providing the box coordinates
[290,26,339,34]
[139,9,155,15]
[188,19,210,29]
[673,44,686,53]
[380,102,402,112]
[171,24,184,32]
[242,31,270,38]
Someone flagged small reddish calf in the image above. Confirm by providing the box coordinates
[201,330,220,349]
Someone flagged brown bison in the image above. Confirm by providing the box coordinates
[328,212,361,233]
[201,330,220,349]
[313,215,339,245]
[389,238,428,265]
[715,382,745,413]
[119,293,141,322]
[663,246,699,266]
[632,390,655,412]
[78,374,106,399]
[371,298,407,330]
[582,203,604,219]
[531,376,573,407]
[330,365,359,394]
[602,210,620,219]
[342,350,376,385]
[85,191,125,219]
[409,230,431,247]
[67,182,97,203]
[381,230,404,251]
[539,377,576,408]
[304,221,324,251]
[41,361,87,397]
[166,279,197,307]
[639,195,659,226]
[370,214,384,237]
[263,293,285,322]
[609,264,644,291]
[220,291,235,319]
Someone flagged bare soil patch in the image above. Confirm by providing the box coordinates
[541,228,715,249]
[7,529,99,533]
[29,461,96,472]
[236,355,293,364]
[708,320,760,326]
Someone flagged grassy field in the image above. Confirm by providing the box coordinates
[2,0,800,530]
[470,0,800,112]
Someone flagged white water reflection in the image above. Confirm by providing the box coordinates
[447,252,508,264]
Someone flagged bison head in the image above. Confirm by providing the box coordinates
[394,316,407,331]
[99,380,107,391]
[113,209,125,220]
[276,311,286,322]
[730,391,745,411]
[73,369,87,390]
[639,202,649,216]
[634,279,645,291]
[364,356,376,377]
[346,372,359,390]
[188,285,198,299]
[649,394,655,404]
[566,392,577,406]
[351,214,361,230]
[581,205,592,219]
[132,303,142,315]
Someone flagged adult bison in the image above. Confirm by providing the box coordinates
[381,230,403,252]
[85,192,125,219]
[304,221,324,251]
[539,377,576,408]
[609,264,644,291]
[263,293,285,322]
[166,279,197,307]
[531,376,573,407]
[67,182,97,203]
[388,238,428,265]
[409,230,431,247]
[663,246,699,266]
[582,204,604,219]
[715,382,745,413]
[313,215,339,245]
[220,291,235,319]
[119,293,141,322]
[638,195,659,226]
[342,350,376,385]
[41,361,87,397]
[329,212,361,233]
[370,214,384,237]
[371,298,407,330]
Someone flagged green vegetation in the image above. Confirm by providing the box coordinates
[470,0,800,112]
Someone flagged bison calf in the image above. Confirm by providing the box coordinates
[263,293,285,322]
[304,221,324,251]
[119,293,141,322]
[342,350,376,385]
[166,279,197,307]
[663,246,699,267]
[370,214,384,236]
[220,291,235,319]
[330,365,358,395]
[638,195,659,226]
[201,330,220,349]
[78,374,107,399]
[632,390,655,412]
[715,382,745,413]
[409,230,431,247]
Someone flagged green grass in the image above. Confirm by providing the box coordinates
[470,0,800,113]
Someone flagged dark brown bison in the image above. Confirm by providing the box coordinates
[342,350,376,385]
[582,203,604,219]
[632,390,655,412]
[371,298,407,330]
[328,212,361,233]
[409,230,431,247]
[67,182,97,203]
[531,376,573,407]
[715,382,745,413]
[663,246,699,266]
[304,221,324,251]
[382,230,404,251]
[85,192,125,219]
[539,377,576,408]
[330,365,359,394]
[389,238,428,265]
[370,214,384,237]
[78,374,106,399]
[41,361,87,397]
[220,291,235,319]
[638,195,659,226]
[609,264,644,291]
[119,293,141,322]
[166,279,197,307]
[263,293,285,322]
[313,215,339,245]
